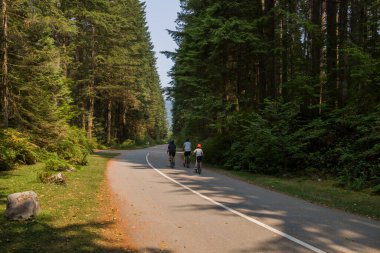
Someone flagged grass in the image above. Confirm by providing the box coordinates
[208,167,380,220]
[0,153,134,253]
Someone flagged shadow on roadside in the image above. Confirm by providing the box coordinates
[0,214,138,253]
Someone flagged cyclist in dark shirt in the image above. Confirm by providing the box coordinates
[167,140,176,158]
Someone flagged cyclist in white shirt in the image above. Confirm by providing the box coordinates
[183,138,191,167]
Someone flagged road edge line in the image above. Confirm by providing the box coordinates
[146,152,326,253]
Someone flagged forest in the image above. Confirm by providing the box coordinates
[0,0,167,169]
[169,0,380,192]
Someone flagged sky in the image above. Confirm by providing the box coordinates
[142,0,181,127]
[143,0,181,89]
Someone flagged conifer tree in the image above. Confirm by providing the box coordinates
[170,0,380,188]
[0,0,167,152]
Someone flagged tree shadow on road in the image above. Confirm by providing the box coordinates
[143,150,380,253]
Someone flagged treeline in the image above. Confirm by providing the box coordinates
[169,0,380,191]
[0,0,167,169]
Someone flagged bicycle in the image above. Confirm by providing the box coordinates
[183,153,190,168]
[169,154,175,168]
[195,158,202,174]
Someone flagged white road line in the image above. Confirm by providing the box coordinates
[146,152,326,253]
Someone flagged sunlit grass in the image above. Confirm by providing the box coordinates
[0,153,134,253]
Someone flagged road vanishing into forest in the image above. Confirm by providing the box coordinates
[106,145,380,253]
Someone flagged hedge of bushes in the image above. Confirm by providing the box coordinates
[0,127,92,171]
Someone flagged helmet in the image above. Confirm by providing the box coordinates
[197,144,201,148]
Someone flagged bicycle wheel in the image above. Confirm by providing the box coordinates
[197,162,201,174]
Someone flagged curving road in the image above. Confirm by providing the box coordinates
[106,145,380,253]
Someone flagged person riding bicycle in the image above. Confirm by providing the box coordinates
[193,143,203,170]
[167,140,176,163]
[183,138,191,167]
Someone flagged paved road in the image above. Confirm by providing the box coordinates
[106,145,380,253]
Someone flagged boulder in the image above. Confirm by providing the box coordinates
[5,191,40,220]
[49,172,66,185]
[66,166,76,172]
[38,172,67,185]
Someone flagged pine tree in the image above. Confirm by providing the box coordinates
[170,0,380,188]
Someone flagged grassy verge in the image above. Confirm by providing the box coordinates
[0,153,134,253]
[208,166,380,220]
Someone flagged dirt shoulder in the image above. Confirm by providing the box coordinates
[98,158,137,252]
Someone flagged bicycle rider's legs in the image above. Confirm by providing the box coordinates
[196,156,202,167]
[169,152,176,162]
[184,151,191,164]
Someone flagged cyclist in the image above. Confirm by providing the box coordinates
[183,138,191,167]
[193,143,203,172]
[167,140,176,167]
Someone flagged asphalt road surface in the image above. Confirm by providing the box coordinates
[106,145,380,253]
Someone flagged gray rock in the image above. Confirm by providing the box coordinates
[39,172,66,185]
[49,172,66,185]
[66,166,76,172]
[5,191,40,220]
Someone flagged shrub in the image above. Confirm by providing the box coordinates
[119,139,135,149]
[223,113,271,172]
[0,129,39,170]
[145,135,157,146]
[178,100,380,192]
[46,126,91,165]
[223,104,298,174]
[372,184,380,195]
[201,137,229,165]
[44,158,72,171]
[329,107,380,189]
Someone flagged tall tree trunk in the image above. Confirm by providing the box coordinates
[370,2,378,58]
[122,102,127,127]
[257,0,266,105]
[280,0,289,100]
[326,0,338,110]
[225,48,239,113]
[265,0,276,99]
[350,0,364,92]
[81,103,86,131]
[62,38,68,77]
[107,99,112,144]
[258,57,267,105]
[289,1,297,84]
[319,1,326,114]
[350,0,360,45]
[87,96,94,139]
[306,0,322,115]
[1,0,8,127]
[338,0,348,106]
[359,1,368,51]
[87,25,96,139]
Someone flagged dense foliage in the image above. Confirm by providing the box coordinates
[0,129,39,170]
[169,0,380,191]
[0,0,167,169]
